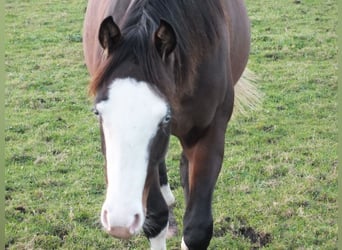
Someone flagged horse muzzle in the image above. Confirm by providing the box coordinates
[101,206,144,239]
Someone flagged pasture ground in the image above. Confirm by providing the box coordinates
[5,0,337,249]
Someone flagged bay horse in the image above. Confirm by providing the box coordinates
[83,0,260,249]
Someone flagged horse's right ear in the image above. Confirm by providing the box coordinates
[98,16,121,54]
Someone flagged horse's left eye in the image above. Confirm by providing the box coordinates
[163,114,171,124]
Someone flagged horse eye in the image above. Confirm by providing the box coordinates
[163,114,171,124]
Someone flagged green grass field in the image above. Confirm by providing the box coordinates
[5,0,337,249]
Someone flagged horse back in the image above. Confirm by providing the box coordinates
[223,0,250,83]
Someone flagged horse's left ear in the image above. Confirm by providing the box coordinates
[98,16,121,55]
[154,20,177,60]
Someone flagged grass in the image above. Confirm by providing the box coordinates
[5,0,337,249]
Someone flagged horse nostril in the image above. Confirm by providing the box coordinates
[102,209,111,230]
[129,213,141,235]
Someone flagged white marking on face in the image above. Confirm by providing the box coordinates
[96,78,169,234]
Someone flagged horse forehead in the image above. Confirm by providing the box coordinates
[98,78,168,127]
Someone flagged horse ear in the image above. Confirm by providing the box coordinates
[154,20,177,60]
[98,16,121,54]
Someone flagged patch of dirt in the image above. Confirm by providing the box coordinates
[239,226,272,249]
[15,206,27,214]
[53,227,69,241]
[214,217,272,249]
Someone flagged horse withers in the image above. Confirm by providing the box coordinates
[83,0,260,249]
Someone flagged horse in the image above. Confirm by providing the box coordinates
[82,0,260,249]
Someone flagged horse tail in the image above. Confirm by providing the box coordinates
[233,68,263,116]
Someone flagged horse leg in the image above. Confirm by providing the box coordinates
[180,116,228,250]
[179,152,189,203]
[159,161,175,206]
[158,161,177,237]
[144,169,169,250]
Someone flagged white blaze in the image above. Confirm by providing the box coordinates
[96,78,168,232]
